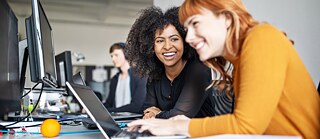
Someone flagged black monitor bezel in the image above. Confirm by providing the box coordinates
[26,0,58,87]
[0,0,21,116]
[55,51,74,95]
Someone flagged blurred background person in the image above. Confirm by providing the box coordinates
[103,42,147,114]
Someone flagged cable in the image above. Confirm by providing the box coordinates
[5,118,82,129]
[2,83,44,128]
[20,82,40,99]
[6,123,42,129]
[0,129,100,135]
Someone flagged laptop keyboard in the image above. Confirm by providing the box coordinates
[111,112,123,117]
[113,130,152,137]
[113,128,153,138]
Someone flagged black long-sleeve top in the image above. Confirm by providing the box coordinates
[103,68,147,113]
[143,59,216,119]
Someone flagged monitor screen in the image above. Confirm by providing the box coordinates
[55,51,74,95]
[25,0,57,87]
[0,0,21,117]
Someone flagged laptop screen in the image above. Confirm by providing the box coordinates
[72,72,86,86]
[66,82,187,139]
[66,82,119,138]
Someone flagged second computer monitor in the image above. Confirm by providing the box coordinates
[55,51,74,95]
[25,0,57,87]
[55,51,73,87]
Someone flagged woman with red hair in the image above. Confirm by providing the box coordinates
[128,0,320,138]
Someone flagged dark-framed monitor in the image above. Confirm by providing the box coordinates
[0,0,21,117]
[25,0,57,87]
[55,51,73,95]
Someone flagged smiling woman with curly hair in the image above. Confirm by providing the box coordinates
[126,7,233,119]
[127,7,195,81]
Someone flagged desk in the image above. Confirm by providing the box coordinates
[0,122,301,139]
[195,135,301,139]
[0,122,104,139]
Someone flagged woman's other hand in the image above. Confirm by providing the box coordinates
[143,106,161,119]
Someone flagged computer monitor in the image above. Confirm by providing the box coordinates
[25,0,57,87]
[55,51,73,95]
[0,0,21,117]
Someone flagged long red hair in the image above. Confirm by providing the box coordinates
[179,0,258,95]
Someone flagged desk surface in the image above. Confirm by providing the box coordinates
[0,121,301,139]
[0,121,104,139]
[195,135,301,139]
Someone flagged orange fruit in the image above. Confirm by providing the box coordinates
[40,119,61,137]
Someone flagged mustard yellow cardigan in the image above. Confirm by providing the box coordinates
[189,24,320,139]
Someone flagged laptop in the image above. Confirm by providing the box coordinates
[73,72,86,86]
[66,82,186,139]
[72,72,142,120]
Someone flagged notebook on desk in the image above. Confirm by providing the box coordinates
[66,82,186,139]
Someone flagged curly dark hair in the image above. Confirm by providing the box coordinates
[126,6,197,81]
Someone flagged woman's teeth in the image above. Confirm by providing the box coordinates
[196,42,204,49]
[163,52,175,56]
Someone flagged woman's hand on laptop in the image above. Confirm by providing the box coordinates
[127,117,191,137]
[143,106,161,119]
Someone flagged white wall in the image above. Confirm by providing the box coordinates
[52,22,130,66]
[153,0,183,11]
[18,17,131,66]
[242,0,320,85]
